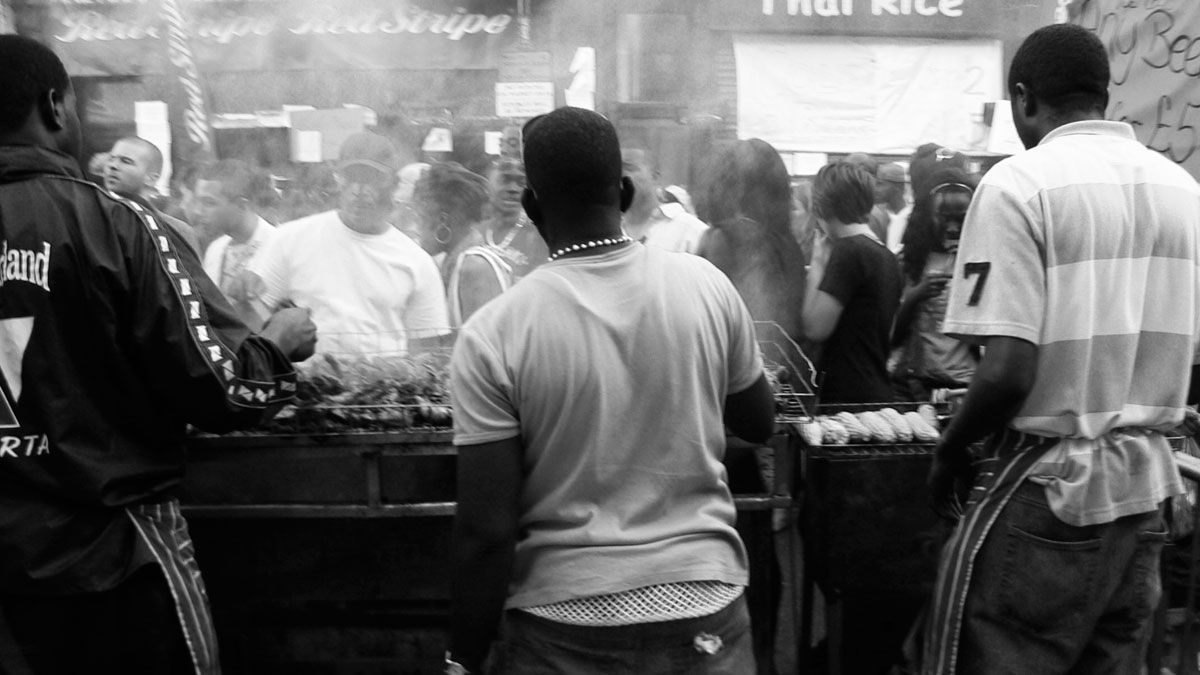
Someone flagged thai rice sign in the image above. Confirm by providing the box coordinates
[13,0,518,75]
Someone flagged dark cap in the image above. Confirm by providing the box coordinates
[338,132,399,174]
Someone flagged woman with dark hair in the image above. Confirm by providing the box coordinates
[693,138,806,675]
[410,161,497,326]
[892,166,980,399]
[695,138,807,342]
[802,160,902,404]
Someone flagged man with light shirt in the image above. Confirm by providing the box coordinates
[195,159,276,329]
[924,24,1200,674]
[447,107,773,675]
[247,132,449,355]
[621,147,709,253]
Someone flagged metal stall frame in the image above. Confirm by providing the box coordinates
[180,427,805,672]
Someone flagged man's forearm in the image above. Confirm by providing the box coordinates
[449,533,515,673]
[938,377,1027,456]
[938,337,1038,457]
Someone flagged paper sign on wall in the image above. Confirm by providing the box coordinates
[495,82,554,119]
[1076,1,1200,180]
[423,127,454,153]
[292,130,323,162]
[734,35,1002,154]
[484,131,503,155]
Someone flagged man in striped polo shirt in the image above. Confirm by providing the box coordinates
[923,24,1200,674]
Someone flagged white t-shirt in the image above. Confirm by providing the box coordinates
[203,216,275,296]
[630,206,709,254]
[885,204,912,254]
[451,243,763,608]
[247,210,449,355]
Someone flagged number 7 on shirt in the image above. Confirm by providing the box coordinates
[963,262,991,307]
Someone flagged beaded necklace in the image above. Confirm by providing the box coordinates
[548,235,633,261]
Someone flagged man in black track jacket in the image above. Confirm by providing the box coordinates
[0,35,316,675]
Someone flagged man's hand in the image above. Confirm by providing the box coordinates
[928,442,975,522]
[260,306,317,362]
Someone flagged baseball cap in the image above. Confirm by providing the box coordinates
[338,132,400,174]
[877,162,906,184]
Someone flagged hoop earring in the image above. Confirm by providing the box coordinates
[435,220,453,245]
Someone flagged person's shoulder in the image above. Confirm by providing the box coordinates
[384,227,441,269]
[1133,146,1200,193]
[644,244,737,290]
[667,210,709,231]
[271,210,333,242]
[280,210,335,230]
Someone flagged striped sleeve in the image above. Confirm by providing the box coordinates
[117,197,297,433]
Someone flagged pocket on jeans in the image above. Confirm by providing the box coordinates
[997,524,1103,633]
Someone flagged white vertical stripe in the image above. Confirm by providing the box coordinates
[126,503,216,675]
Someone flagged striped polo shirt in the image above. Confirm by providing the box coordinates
[944,120,1200,525]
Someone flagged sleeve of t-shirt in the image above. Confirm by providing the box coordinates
[942,178,1045,345]
[244,226,288,310]
[817,239,860,306]
[721,273,765,394]
[403,248,451,338]
[450,327,520,445]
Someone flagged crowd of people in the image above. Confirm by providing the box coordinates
[81,122,989,407]
[2,20,1200,675]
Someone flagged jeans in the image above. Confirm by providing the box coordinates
[957,480,1168,675]
[491,595,756,675]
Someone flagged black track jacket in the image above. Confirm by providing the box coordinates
[0,146,296,594]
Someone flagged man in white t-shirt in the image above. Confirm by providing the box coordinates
[195,159,276,328]
[446,107,774,675]
[621,148,708,253]
[247,132,449,355]
[877,162,912,254]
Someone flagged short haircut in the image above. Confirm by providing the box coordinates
[115,136,164,176]
[522,107,622,209]
[1008,23,1109,115]
[695,138,792,235]
[412,161,490,224]
[811,161,876,225]
[196,159,269,204]
[0,35,70,133]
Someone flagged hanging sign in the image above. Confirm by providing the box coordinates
[1075,0,1200,179]
[16,0,518,76]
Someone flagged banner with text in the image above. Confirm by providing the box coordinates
[1075,0,1200,179]
[734,35,1001,154]
[15,0,517,75]
[711,0,1019,37]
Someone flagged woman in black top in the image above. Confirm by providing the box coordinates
[802,161,902,404]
